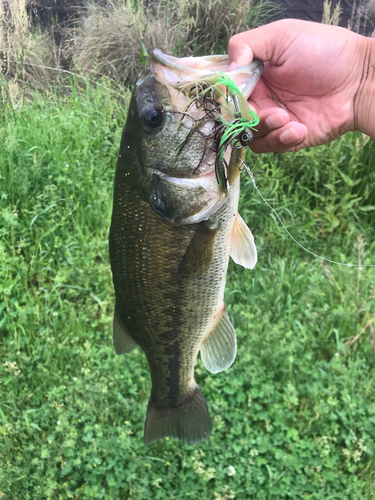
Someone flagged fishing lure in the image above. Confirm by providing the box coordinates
[174,72,259,193]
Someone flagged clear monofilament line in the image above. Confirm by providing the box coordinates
[239,159,375,268]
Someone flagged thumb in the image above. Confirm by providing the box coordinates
[228,19,298,68]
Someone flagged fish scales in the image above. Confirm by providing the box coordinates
[111,168,239,400]
[109,49,263,445]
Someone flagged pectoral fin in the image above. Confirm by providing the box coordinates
[229,213,257,269]
[113,307,138,354]
[179,225,218,277]
[200,303,236,373]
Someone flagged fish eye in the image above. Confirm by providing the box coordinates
[239,129,253,146]
[142,107,164,129]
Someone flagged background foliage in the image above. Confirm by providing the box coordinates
[1,76,375,500]
[1,0,375,499]
[0,0,278,90]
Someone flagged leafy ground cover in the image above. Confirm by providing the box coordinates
[1,80,375,499]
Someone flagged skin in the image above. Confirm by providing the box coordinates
[228,19,375,153]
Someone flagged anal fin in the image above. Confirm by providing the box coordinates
[113,307,138,354]
[200,303,236,373]
[230,213,257,269]
[143,385,212,446]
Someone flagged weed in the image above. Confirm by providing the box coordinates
[322,0,342,25]
[0,0,280,90]
[349,0,375,34]
[0,0,58,87]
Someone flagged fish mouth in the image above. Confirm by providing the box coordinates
[149,50,263,179]
[151,49,263,101]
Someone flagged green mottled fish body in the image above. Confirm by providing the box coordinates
[109,50,263,445]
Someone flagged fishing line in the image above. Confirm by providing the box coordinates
[177,73,374,268]
[239,158,375,268]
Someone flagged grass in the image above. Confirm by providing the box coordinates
[0,0,279,90]
[1,79,375,499]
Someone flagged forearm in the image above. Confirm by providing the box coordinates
[354,36,375,139]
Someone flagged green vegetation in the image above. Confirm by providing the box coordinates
[0,0,278,90]
[1,1,375,498]
[1,78,375,499]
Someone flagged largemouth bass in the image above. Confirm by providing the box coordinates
[109,50,263,445]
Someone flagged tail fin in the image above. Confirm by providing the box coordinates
[143,385,212,446]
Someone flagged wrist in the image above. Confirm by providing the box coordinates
[353,36,375,138]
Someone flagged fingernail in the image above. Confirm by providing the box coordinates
[265,113,288,130]
[229,62,237,72]
[279,127,300,145]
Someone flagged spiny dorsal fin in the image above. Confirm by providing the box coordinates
[113,307,138,354]
[143,385,212,446]
[178,225,218,277]
[200,302,236,374]
[229,213,257,269]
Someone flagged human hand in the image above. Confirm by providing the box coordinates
[228,19,375,153]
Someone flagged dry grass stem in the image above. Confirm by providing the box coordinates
[322,0,342,25]
[322,262,345,303]
[345,236,375,349]
[0,0,278,90]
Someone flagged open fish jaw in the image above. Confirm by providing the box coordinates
[151,49,263,101]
